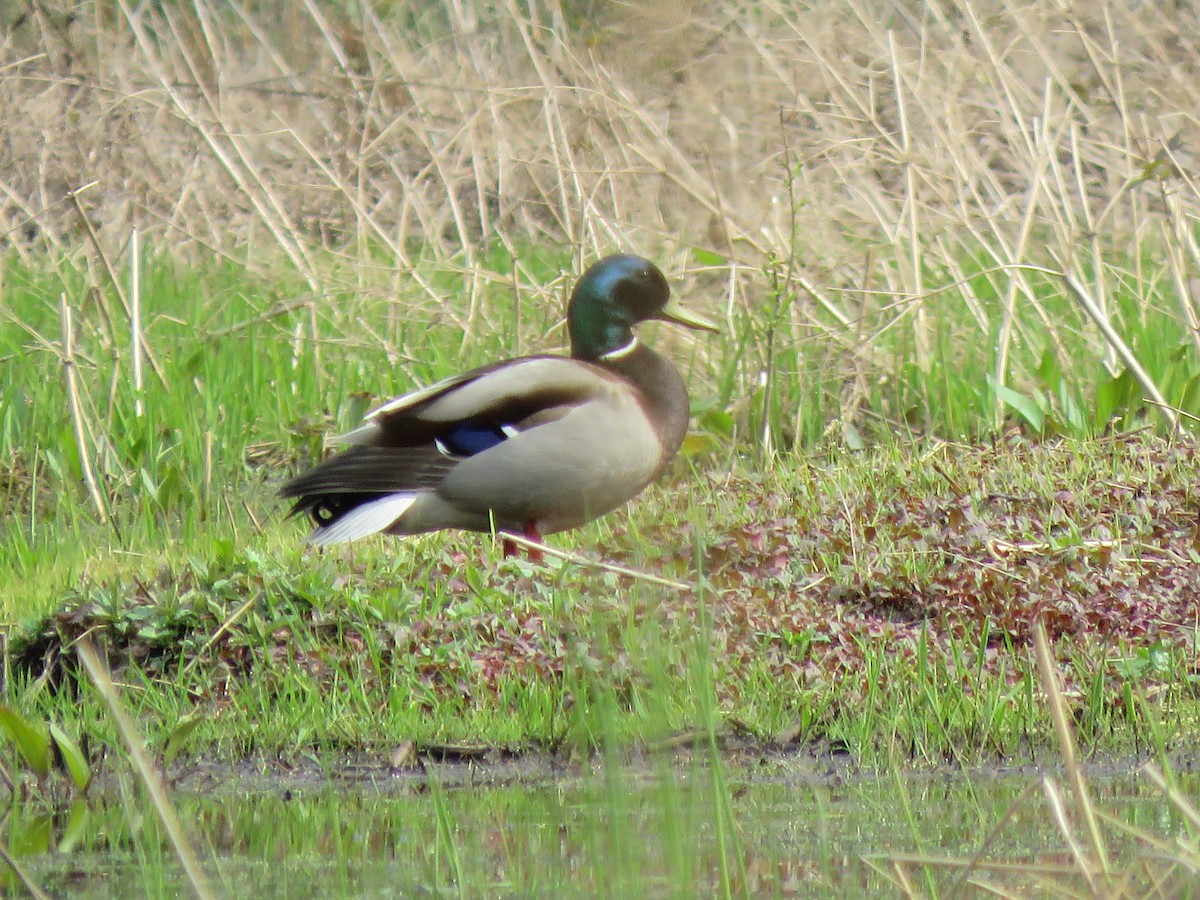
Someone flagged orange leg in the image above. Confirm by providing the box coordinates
[503,521,544,562]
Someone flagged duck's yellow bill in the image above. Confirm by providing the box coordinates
[659,298,719,333]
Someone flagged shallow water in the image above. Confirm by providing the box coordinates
[17,758,1200,898]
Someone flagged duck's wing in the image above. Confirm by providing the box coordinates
[341,356,622,448]
[279,356,623,519]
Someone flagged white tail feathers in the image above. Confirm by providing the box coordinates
[308,493,417,546]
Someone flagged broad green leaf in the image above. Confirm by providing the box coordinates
[989,378,1045,433]
[139,467,160,501]
[680,433,720,457]
[1037,348,1062,392]
[1094,380,1116,427]
[0,706,50,780]
[699,409,735,437]
[49,724,92,793]
[691,247,727,267]
[57,799,91,854]
[8,813,52,857]
[1094,369,1136,428]
[156,465,184,507]
[1056,385,1086,435]
[210,538,236,568]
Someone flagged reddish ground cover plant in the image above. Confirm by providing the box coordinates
[12,435,1199,758]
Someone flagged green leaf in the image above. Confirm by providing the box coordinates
[680,433,720,457]
[1037,348,1062,392]
[699,409,735,437]
[989,378,1046,433]
[162,712,206,768]
[57,799,91,854]
[1056,384,1086,435]
[691,247,727,267]
[49,724,92,793]
[139,467,160,501]
[183,348,206,376]
[210,538,236,568]
[41,447,68,483]
[0,706,50,780]
[1094,369,1138,429]
[156,465,183,507]
[9,813,52,857]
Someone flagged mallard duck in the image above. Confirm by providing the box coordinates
[280,254,717,557]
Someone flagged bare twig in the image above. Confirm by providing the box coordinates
[498,532,693,591]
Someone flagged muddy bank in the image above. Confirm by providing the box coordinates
[163,735,1200,798]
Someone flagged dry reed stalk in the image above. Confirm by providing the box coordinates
[992,102,1054,403]
[59,293,107,524]
[171,4,321,290]
[1041,777,1100,893]
[1032,621,1111,880]
[1141,764,1200,833]
[1063,273,1179,433]
[889,857,919,898]
[182,592,258,678]
[114,0,318,290]
[129,225,143,417]
[68,185,123,331]
[497,532,691,591]
[0,841,51,900]
[1091,805,1200,882]
[203,430,213,505]
[76,638,216,900]
[69,186,167,390]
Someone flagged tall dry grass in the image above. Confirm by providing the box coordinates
[2,0,1199,433]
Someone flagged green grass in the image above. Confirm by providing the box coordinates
[4,249,1200,771]
[3,247,1197,607]
[5,454,1198,767]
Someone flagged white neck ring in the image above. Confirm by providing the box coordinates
[599,337,639,361]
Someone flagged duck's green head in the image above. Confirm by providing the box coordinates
[567,254,718,361]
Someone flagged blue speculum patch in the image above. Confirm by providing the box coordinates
[439,421,511,457]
